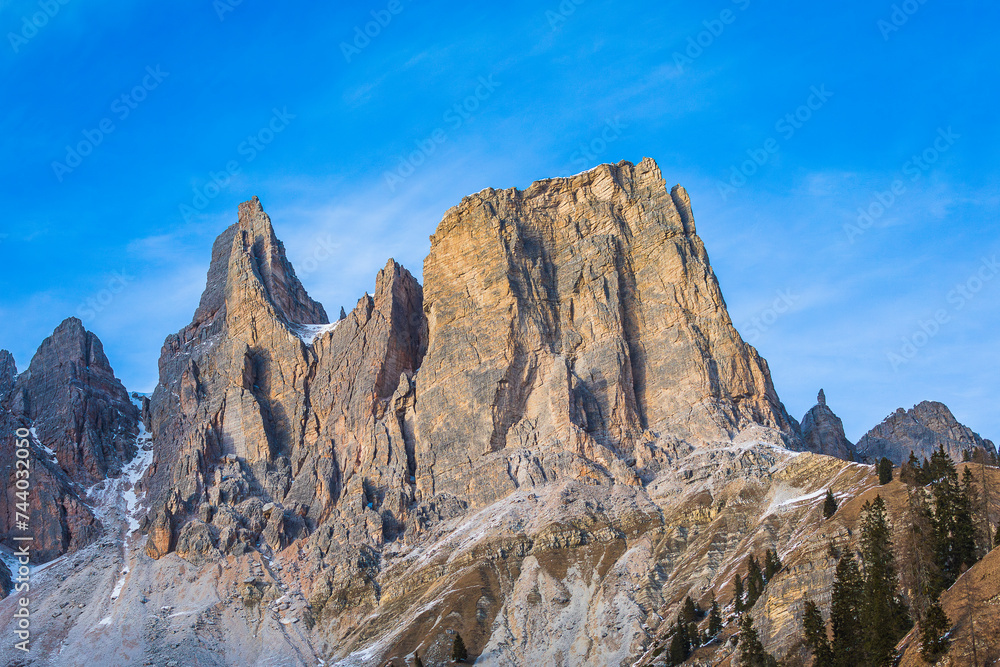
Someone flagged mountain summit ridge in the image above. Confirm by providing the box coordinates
[0,159,995,667]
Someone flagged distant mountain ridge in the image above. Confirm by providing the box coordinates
[0,159,995,666]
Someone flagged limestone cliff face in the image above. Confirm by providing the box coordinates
[9,318,138,485]
[145,197,425,560]
[856,400,996,464]
[0,318,137,562]
[799,389,856,461]
[416,158,799,507]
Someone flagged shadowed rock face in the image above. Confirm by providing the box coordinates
[145,196,426,560]
[415,158,800,507]
[855,400,997,464]
[799,389,856,461]
[0,318,137,562]
[9,318,138,485]
[0,351,15,403]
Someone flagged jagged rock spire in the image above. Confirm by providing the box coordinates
[800,389,855,461]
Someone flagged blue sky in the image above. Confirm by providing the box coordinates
[1,0,997,442]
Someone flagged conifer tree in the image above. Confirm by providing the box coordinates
[928,445,953,483]
[746,555,765,607]
[920,598,951,663]
[734,573,745,612]
[824,490,838,519]
[830,551,863,667]
[738,613,778,667]
[803,599,833,667]
[995,523,1000,549]
[681,595,699,625]
[667,617,692,665]
[931,454,977,588]
[764,548,782,582]
[452,633,468,663]
[708,597,723,637]
[878,457,893,484]
[859,496,911,666]
[901,451,921,484]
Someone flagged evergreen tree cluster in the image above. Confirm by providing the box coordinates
[663,596,702,666]
[901,445,982,592]
[659,594,727,666]
[802,496,912,667]
[733,549,783,612]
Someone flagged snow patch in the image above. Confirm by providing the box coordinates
[292,321,341,345]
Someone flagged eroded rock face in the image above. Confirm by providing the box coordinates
[144,197,426,562]
[856,400,996,464]
[415,159,800,508]
[0,319,136,563]
[799,389,856,461]
[8,318,138,485]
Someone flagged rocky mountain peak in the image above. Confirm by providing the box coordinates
[799,388,855,461]
[188,197,327,338]
[10,317,138,485]
[856,399,997,463]
[231,196,328,327]
[0,318,137,561]
[416,158,800,507]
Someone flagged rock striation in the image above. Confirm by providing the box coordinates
[8,318,138,485]
[855,400,996,464]
[144,196,426,563]
[415,158,801,508]
[798,388,856,461]
[0,318,138,562]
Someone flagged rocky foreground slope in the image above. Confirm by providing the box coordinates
[0,158,996,666]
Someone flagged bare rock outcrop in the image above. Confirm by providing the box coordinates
[856,400,996,464]
[0,351,15,402]
[8,317,138,485]
[415,158,800,508]
[0,318,137,562]
[799,388,856,461]
[144,197,426,561]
